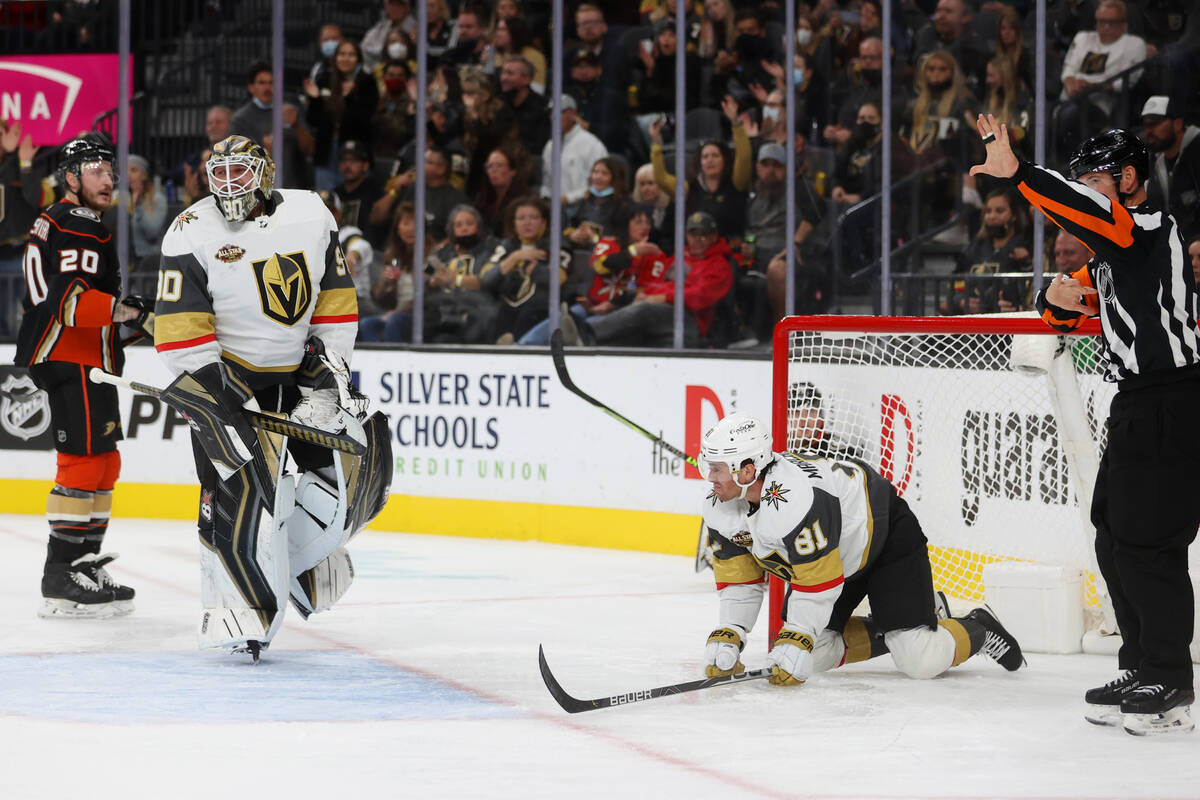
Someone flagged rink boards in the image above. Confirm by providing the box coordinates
[0,345,771,555]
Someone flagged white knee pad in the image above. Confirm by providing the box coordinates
[884,625,956,679]
[812,629,847,674]
[288,468,349,574]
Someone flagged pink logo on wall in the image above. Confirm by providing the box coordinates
[0,55,133,146]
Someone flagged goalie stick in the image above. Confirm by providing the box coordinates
[550,328,699,469]
[88,368,366,456]
[538,644,770,713]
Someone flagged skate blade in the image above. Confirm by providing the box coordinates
[38,598,134,619]
[1084,704,1122,727]
[1123,707,1195,736]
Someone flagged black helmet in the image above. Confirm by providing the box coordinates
[57,135,117,188]
[1067,128,1150,186]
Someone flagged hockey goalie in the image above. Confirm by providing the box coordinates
[153,135,391,660]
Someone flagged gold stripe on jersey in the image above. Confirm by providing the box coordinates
[61,283,83,326]
[790,548,844,590]
[33,320,63,363]
[222,350,300,373]
[310,286,357,318]
[939,619,974,665]
[714,553,764,585]
[155,311,216,347]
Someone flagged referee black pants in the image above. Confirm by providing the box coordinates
[1091,378,1200,690]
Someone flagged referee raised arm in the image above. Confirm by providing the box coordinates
[972,113,1198,736]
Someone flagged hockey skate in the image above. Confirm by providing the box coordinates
[1084,670,1140,726]
[1121,685,1195,736]
[39,553,134,619]
[964,605,1025,671]
[231,640,267,663]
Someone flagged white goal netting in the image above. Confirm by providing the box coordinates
[774,315,1115,611]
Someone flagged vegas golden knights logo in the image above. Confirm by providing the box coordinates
[251,251,313,325]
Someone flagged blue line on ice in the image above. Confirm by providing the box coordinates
[0,650,519,723]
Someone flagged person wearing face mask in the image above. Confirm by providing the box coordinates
[361,0,417,72]
[422,204,502,344]
[950,187,1032,314]
[309,24,345,83]
[229,62,312,189]
[728,8,781,103]
[565,157,629,247]
[370,59,416,165]
[539,95,608,209]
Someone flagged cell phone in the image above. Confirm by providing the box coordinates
[641,39,654,55]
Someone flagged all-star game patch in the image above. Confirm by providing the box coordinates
[730,530,753,548]
[215,244,245,263]
[173,210,198,230]
[762,481,790,510]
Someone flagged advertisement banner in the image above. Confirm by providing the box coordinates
[0,345,774,520]
[0,55,132,146]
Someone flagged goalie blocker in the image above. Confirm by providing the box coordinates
[165,357,391,653]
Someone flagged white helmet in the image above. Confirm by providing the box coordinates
[700,412,774,494]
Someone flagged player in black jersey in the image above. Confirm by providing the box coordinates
[972,114,1198,735]
[14,136,146,619]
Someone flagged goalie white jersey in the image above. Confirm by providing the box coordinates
[702,453,894,638]
[154,190,358,382]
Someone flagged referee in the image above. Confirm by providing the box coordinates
[971,114,1198,736]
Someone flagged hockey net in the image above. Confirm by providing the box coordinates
[770,314,1115,629]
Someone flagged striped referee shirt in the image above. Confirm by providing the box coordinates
[1024,161,1198,387]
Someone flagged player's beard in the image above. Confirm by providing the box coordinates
[77,182,112,214]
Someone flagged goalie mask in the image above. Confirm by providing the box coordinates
[207,135,276,222]
[700,412,774,499]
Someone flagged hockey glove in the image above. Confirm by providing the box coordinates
[162,362,258,481]
[291,337,369,429]
[767,626,815,686]
[117,295,155,346]
[704,625,747,677]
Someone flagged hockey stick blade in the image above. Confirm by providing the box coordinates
[538,644,770,713]
[549,329,699,469]
[88,368,365,456]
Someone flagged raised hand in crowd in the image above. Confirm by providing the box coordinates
[721,94,740,124]
[0,120,21,153]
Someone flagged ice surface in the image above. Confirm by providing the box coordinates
[0,514,1196,800]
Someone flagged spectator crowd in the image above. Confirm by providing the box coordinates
[2,0,1198,345]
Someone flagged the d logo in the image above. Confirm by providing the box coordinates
[252,251,312,326]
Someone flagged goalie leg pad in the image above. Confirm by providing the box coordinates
[289,545,354,619]
[195,442,292,651]
[885,625,957,679]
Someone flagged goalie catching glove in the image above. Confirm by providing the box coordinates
[704,625,748,677]
[291,337,369,430]
[767,625,815,686]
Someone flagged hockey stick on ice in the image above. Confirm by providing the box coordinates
[550,328,699,469]
[88,368,366,456]
[538,644,770,713]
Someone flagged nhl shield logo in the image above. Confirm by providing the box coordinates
[251,250,313,326]
[0,373,51,442]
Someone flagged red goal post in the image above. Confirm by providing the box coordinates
[768,314,1111,643]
